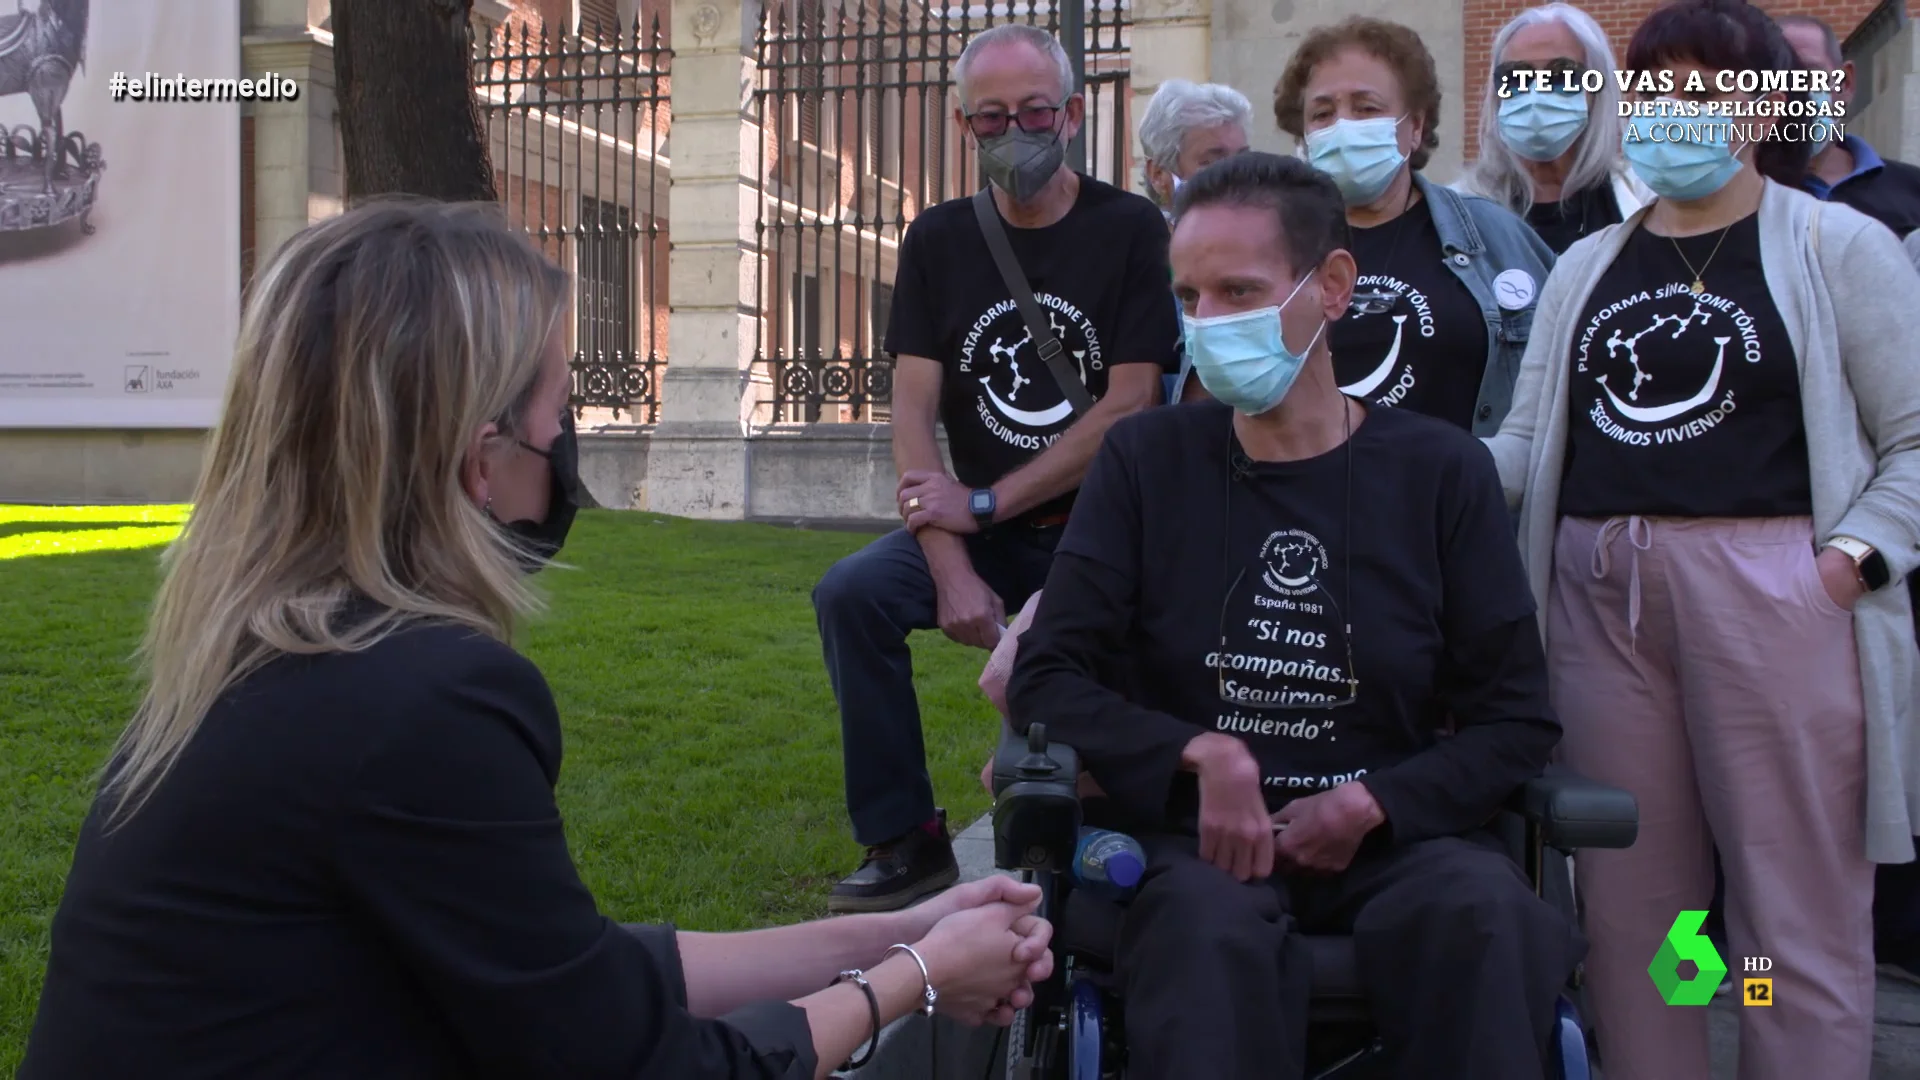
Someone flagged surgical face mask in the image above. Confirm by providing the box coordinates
[1303,116,1407,205]
[1183,271,1326,416]
[492,410,583,572]
[1496,90,1589,163]
[1622,101,1750,202]
[979,125,1065,202]
[1806,90,1836,154]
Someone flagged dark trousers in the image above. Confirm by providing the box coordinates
[813,526,1057,846]
[1117,832,1584,1080]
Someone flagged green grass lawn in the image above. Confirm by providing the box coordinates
[0,505,1001,1073]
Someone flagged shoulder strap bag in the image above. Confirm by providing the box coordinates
[971,188,1096,418]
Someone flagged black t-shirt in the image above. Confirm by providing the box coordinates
[1329,198,1491,430]
[1006,403,1560,841]
[19,622,812,1080]
[884,176,1180,521]
[1526,183,1624,255]
[1559,213,1812,518]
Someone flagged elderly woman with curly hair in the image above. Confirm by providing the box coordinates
[1274,16,1554,436]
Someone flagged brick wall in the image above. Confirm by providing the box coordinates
[1460,0,1890,163]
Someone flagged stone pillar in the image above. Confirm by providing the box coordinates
[647,0,761,519]
[242,0,339,264]
[1128,0,1213,195]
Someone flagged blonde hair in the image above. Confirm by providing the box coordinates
[105,199,573,824]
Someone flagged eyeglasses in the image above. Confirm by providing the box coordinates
[1494,57,1588,92]
[1348,289,1398,317]
[965,100,1068,139]
[1216,564,1359,711]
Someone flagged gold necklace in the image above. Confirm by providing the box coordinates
[1671,225,1734,294]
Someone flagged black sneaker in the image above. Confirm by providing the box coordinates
[828,810,960,914]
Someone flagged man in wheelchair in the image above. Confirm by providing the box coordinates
[995,153,1610,1080]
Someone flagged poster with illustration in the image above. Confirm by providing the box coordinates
[0,0,239,427]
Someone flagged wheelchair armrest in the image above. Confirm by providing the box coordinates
[1507,770,1639,851]
[991,723,1083,873]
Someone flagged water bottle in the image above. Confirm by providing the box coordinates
[1071,827,1147,902]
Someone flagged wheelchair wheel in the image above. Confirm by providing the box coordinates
[1066,974,1103,1080]
[1551,996,1591,1080]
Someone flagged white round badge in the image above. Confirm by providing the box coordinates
[1493,269,1536,311]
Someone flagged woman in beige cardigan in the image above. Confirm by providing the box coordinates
[1485,3,1920,1078]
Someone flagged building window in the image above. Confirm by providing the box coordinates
[578,197,634,365]
[795,0,827,146]
[577,0,621,37]
[870,282,894,358]
[791,273,822,359]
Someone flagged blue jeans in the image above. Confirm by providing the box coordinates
[813,526,1058,846]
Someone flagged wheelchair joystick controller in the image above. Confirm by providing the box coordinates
[1016,724,1060,778]
[992,723,1083,874]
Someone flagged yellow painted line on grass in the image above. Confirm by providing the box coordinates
[0,506,190,560]
[0,525,183,561]
[0,504,191,525]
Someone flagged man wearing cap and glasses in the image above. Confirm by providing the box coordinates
[811,22,1180,914]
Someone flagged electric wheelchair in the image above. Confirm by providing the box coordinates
[987,723,1641,1079]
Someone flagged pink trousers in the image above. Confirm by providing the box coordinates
[1548,515,1874,1080]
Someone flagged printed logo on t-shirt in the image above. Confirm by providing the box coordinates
[1206,529,1350,772]
[957,294,1104,449]
[1338,275,1437,407]
[1575,281,1763,446]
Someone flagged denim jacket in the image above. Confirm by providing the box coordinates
[1167,174,1553,430]
[1410,172,1556,436]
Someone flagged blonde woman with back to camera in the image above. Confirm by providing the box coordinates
[17,199,1053,1080]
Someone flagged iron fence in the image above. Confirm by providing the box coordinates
[475,15,672,423]
[751,0,1132,422]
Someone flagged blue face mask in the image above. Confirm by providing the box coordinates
[1304,117,1407,205]
[1806,90,1836,154]
[1184,271,1326,416]
[1497,90,1589,162]
[1622,103,1749,202]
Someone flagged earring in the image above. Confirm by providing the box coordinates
[484,496,494,516]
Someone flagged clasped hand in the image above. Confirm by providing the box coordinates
[1194,734,1383,881]
[897,470,977,535]
[898,877,1054,1026]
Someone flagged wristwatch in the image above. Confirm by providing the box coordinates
[969,488,997,530]
[1825,535,1892,591]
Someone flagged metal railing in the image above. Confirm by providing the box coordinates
[750,0,1132,423]
[474,16,672,423]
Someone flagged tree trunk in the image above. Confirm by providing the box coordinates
[333,0,496,203]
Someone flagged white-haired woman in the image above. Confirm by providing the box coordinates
[1139,78,1249,404]
[1139,79,1253,218]
[19,200,1052,1080]
[1458,2,1652,254]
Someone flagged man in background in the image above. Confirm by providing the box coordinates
[1781,15,1920,236]
[811,23,1179,913]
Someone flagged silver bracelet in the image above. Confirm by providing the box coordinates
[884,943,937,1016]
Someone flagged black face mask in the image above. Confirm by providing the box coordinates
[493,410,582,572]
